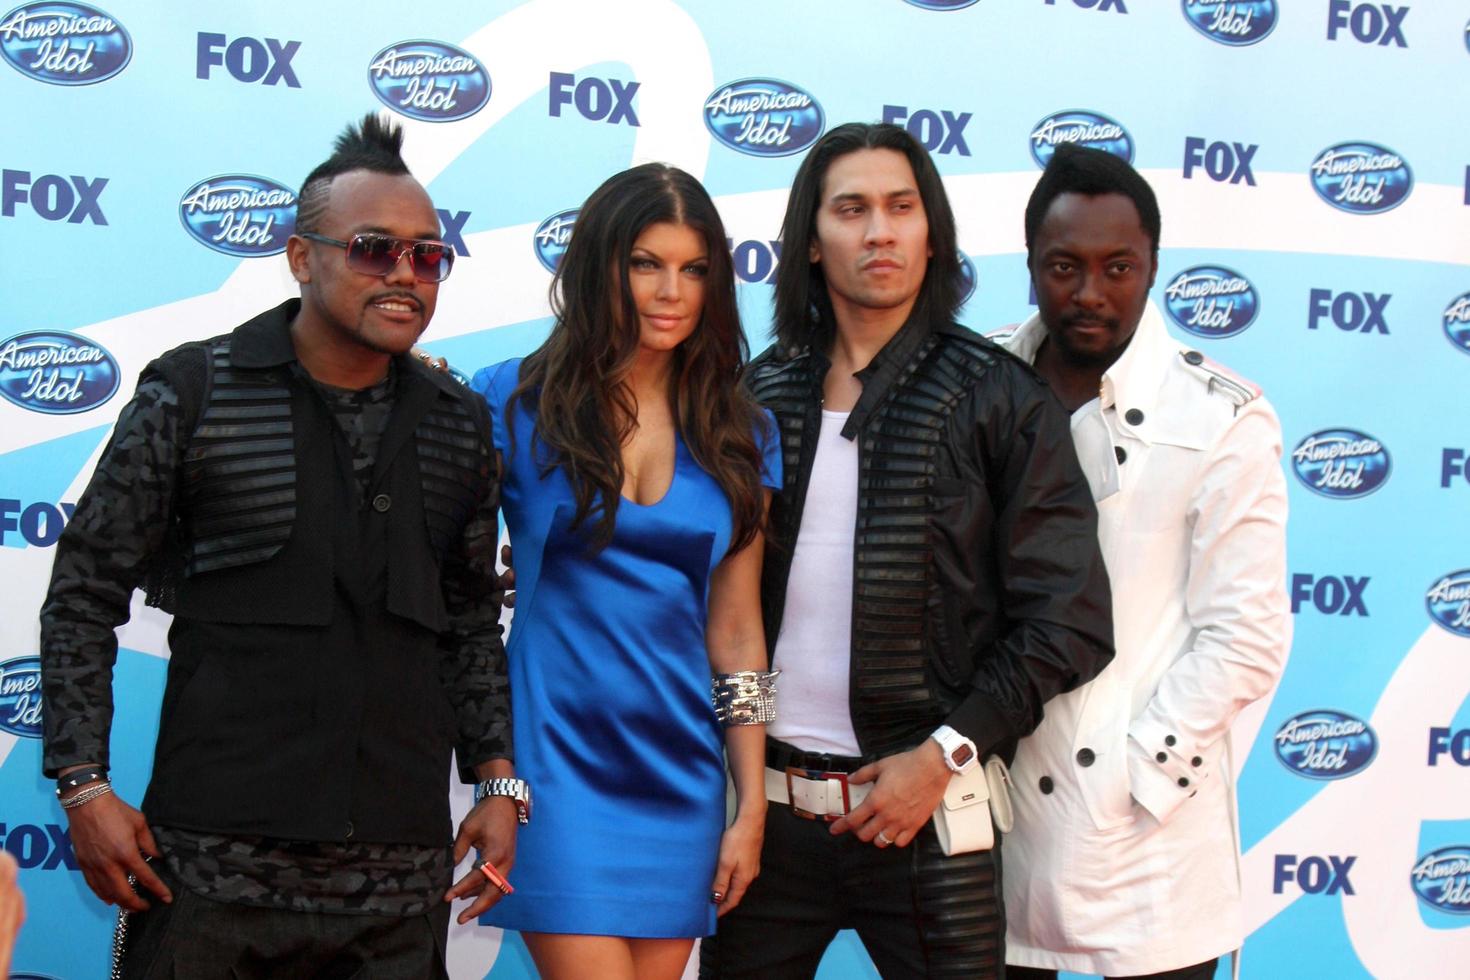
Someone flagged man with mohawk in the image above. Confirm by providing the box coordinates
[39,114,520,977]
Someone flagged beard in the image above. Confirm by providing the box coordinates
[1050,312,1126,368]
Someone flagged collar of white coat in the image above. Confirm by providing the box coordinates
[1004,301,1176,446]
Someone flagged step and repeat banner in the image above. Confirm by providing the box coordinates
[2,1,1468,977]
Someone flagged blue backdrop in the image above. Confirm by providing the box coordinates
[2,1,1468,977]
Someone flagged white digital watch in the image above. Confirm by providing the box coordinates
[930,725,979,775]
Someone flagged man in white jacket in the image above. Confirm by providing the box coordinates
[998,145,1291,980]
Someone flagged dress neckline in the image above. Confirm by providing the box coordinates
[619,431,684,509]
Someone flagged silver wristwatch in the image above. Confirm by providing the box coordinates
[474,777,533,824]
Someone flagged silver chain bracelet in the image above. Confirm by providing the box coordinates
[59,780,114,810]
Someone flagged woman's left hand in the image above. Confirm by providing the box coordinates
[709,810,764,917]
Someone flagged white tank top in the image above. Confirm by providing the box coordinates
[767,409,861,756]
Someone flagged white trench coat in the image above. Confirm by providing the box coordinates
[995,304,1292,975]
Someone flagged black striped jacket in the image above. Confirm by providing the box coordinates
[747,315,1114,763]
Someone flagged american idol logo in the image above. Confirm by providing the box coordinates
[0,2,129,85]
[1426,570,1470,638]
[0,330,119,414]
[1411,846,1470,914]
[958,253,977,305]
[1162,265,1259,338]
[1309,142,1413,215]
[179,175,296,257]
[704,78,825,158]
[533,208,578,273]
[903,0,980,8]
[1029,110,1134,168]
[1444,291,1470,356]
[0,655,43,738]
[1290,429,1390,499]
[1274,710,1377,780]
[368,40,490,123]
[1180,1,1278,46]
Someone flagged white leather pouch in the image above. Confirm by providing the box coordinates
[932,761,994,855]
[931,756,1014,854]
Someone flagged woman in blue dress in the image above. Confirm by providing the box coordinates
[469,164,779,980]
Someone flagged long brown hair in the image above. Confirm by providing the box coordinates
[509,163,769,552]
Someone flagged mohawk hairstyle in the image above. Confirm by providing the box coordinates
[294,113,411,235]
[1024,144,1161,260]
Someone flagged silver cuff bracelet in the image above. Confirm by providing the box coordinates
[712,669,779,725]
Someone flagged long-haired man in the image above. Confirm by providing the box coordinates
[701,122,1114,979]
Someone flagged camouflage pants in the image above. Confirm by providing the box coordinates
[118,873,450,980]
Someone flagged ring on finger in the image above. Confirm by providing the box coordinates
[875,831,893,848]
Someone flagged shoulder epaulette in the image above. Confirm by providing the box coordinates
[1178,349,1262,407]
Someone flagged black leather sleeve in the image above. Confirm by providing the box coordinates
[944,362,1115,756]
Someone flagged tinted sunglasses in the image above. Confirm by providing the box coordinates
[300,232,455,283]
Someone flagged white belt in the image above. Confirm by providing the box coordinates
[765,766,872,821]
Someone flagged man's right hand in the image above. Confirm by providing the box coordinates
[64,792,172,912]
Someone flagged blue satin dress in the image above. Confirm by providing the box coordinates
[471,359,780,938]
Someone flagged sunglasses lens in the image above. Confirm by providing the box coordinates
[347,235,399,276]
[411,242,454,282]
[344,235,452,281]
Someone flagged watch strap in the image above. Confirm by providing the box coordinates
[474,777,532,824]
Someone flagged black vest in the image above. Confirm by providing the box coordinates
[139,302,495,846]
